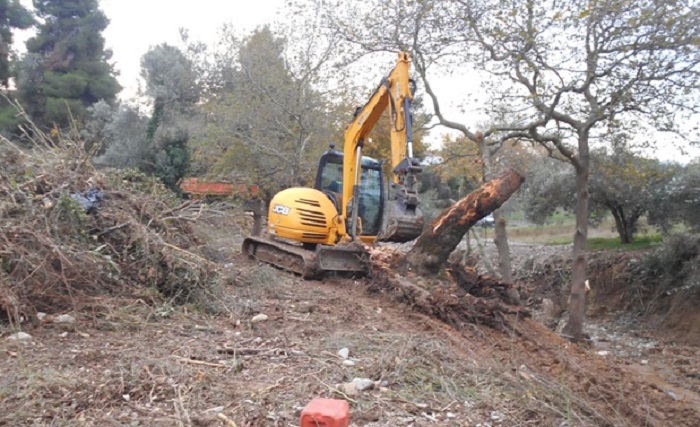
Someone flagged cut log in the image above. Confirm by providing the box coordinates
[405,168,524,275]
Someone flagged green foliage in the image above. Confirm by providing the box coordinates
[0,0,34,86]
[88,99,191,193]
[524,157,576,225]
[641,233,700,295]
[525,146,677,244]
[0,97,22,133]
[588,146,676,243]
[587,236,662,251]
[658,161,700,232]
[146,129,191,192]
[146,101,164,143]
[136,43,201,190]
[90,102,150,168]
[196,27,334,197]
[140,43,200,106]
[43,71,88,98]
[17,0,120,129]
[44,97,86,125]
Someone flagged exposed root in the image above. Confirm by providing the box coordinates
[368,256,529,332]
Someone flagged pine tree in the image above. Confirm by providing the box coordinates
[18,0,120,128]
[0,0,33,86]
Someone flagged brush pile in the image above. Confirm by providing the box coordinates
[0,126,213,322]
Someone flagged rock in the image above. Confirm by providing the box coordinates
[338,347,350,359]
[36,312,48,321]
[338,382,359,396]
[342,360,355,367]
[55,314,76,324]
[352,378,375,392]
[251,314,269,323]
[490,410,505,421]
[337,378,376,396]
[6,332,32,342]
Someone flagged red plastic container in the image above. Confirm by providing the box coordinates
[300,398,350,427]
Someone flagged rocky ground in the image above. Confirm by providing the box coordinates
[2,220,700,426]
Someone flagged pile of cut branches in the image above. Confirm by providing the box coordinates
[0,119,213,322]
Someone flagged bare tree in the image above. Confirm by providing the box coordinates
[454,0,700,340]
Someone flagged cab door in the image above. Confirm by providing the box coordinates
[314,149,384,237]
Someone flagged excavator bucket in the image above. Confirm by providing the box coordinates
[315,242,369,274]
[376,182,424,243]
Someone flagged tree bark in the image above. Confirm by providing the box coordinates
[479,133,514,283]
[493,215,513,282]
[404,168,525,275]
[246,198,265,236]
[562,133,590,341]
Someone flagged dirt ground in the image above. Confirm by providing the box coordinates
[2,224,700,426]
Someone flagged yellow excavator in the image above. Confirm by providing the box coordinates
[243,52,423,278]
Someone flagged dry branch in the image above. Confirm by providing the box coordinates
[171,356,228,368]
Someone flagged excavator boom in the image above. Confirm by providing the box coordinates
[342,52,423,242]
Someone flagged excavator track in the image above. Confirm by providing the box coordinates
[242,236,368,279]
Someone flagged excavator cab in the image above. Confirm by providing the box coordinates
[315,145,384,238]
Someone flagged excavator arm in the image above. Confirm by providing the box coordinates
[342,51,423,242]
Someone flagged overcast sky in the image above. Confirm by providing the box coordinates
[100,0,286,96]
[15,0,699,160]
[18,0,286,96]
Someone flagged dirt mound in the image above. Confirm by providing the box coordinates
[0,131,213,322]
[514,241,700,346]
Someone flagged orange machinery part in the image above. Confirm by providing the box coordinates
[299,398,350,427]
[179,178,259,197]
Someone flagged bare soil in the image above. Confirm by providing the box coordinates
[2,224,700,427]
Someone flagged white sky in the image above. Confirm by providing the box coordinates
[14,0,700,161]
[100,0,286,97]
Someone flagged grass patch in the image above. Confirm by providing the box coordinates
[587,235,662,251]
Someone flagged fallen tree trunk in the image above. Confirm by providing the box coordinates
[404,168,525,275]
